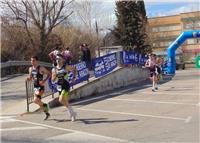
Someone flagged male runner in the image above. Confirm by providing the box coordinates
[27,56,51,120]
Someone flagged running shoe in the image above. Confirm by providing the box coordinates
[71,112,77,122]
[44,112,50,120]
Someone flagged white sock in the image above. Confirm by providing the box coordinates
[67,106,75,117]
[152,83,155,89]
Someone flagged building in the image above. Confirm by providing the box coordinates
[148,11,200,61]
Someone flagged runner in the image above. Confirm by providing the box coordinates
[26,56,51,120]
[145,53,158,92]
[51,54,77,121]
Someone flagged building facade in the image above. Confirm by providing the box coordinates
[148,11,200,61]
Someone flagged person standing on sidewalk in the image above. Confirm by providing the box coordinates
[51,54,77,121]
[26,55,51,120]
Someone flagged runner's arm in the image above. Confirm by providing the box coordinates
[145,60,150,68]
[66,65,77,81]
[40,67,51,85]
[51,68,57,82]
[48,51,54,61]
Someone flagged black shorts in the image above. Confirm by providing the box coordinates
[156,66,161,74]
[149,68,156,77]
[34,86,44,98]
[36,95,42,99]
[58,81,70,95]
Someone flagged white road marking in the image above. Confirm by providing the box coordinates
[71,87,198,108]
[14,119,132,143]
[185,116,192,123]
[0,126,47,131]
[46,132,131,143]
[76,108,192,123]
[139,91,198,96]
[0,116,17,123]
[0,119,16,123]
[107,98,199,106]
[0,116,16,119]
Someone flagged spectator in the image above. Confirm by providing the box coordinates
[48,46,62,67]
[80,43,92,70]
[62,47,73,65]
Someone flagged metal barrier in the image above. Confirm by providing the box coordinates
[25,79,54,112]
[1,61,52,68]
[1,61,52,77]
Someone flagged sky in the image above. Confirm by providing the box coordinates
[99,0,200,29]
[104,0,200,17]
[144,1,200,17]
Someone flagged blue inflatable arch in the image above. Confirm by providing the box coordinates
[167,30,200,74]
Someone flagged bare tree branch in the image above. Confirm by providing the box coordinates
[32,1,40,23]
[2,0,74,55]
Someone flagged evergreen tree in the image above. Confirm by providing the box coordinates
[113,0,152,54]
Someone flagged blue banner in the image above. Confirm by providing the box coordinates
[139,54,148,66]
[93,53,117,78]
[72,61,89,85]
[121,51,147,65]
[121,51,135,64]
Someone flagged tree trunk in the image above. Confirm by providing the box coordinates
[39,30,47,60]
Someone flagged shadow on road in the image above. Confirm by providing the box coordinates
[51,118,138,124]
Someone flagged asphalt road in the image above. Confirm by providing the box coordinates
[1,69,199,143]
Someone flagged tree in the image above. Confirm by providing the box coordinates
[1,0,74,60]
[113,0,152,54]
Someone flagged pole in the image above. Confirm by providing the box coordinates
[95,21,100,57]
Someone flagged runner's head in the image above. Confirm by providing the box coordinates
[31,55,39,66]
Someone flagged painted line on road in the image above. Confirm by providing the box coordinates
[14,119,133,143]
[71,87,198,107]
[107,98,199,106]
[76,108,192,123]
[0,119,16,123]
[0,126,47,131]
[0,116,16,119]
[139,91,198,96]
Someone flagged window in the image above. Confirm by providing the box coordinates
[152,42,159,47]
[187,39,195,44]
[152,27,159,32]
[151,25,181,33]
[159,25,181,32]
[184,23,194,29]
[184,21,200,29]
[187,39,200,45]
[160,41,173,47]
[195,21,200,28]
